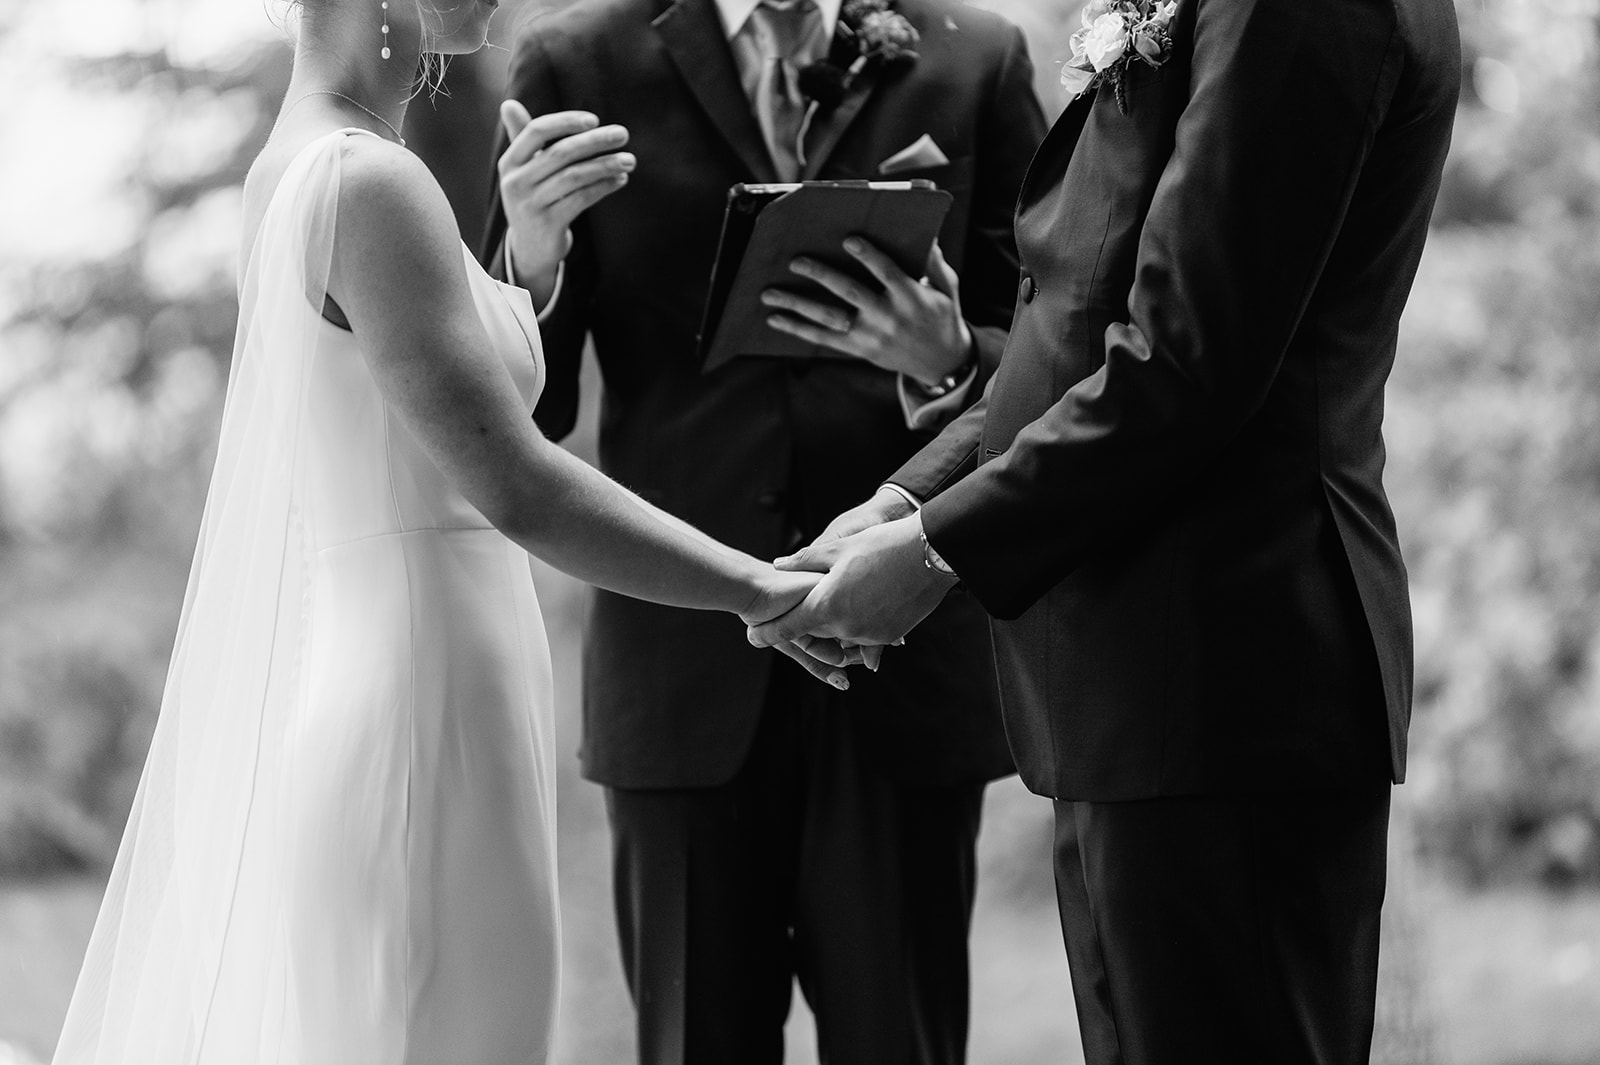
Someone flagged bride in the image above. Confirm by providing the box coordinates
[49,0,861,1061]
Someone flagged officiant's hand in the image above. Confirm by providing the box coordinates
[497,101,634,307]
[746,516,957,651]
[761,240,974,388]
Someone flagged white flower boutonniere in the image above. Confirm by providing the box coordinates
[1059,0,1177,114]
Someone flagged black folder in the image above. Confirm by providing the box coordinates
[696,180,954,374]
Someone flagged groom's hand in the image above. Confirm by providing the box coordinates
[761,239,973,388]
[813,486,918,548]
[737,565,871,689]
[791,487,919,673]
[747,516,957,651]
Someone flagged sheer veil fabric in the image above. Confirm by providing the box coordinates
[53,130,561,1064]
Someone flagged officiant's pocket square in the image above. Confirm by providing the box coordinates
[879,134,950,175]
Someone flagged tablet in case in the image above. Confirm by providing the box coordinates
[696,180,954,373]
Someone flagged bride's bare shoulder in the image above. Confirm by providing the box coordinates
[239,131,457,277]
[240,132,456,255]
[332,134,457,251]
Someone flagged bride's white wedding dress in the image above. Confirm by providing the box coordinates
[53,128,560,1064]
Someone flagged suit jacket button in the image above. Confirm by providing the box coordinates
[757,490,785,511]
[1020,275,1037,303]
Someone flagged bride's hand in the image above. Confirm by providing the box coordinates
[740,566,873,690]
[738,565,819,626]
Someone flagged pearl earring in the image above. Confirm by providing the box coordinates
[380,1,391,59]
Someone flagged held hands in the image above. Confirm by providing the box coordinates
[739,564,873,691]
[746,514,958,655]
[744,488,926,683]
[497,101,635,307]
[761,239,973,387]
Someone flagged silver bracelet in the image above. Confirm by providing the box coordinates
[920,526,957,577]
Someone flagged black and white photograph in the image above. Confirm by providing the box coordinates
[0,0,1596,1062]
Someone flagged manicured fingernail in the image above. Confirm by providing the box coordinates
[774,555,792,565]
[791,258,813,275]
[844,237,864,254]
[829,673,850,691]
[617,155,637,171]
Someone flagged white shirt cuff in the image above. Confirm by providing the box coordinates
[504,236,566,323]
[878,483,922,512]
[897,362,978,432]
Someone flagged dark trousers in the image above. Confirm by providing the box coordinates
[1053,786,1392,1065]
[605,672,988,1065]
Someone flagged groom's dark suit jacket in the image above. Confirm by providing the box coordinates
[483,0,1046,788]
[894,0,1460,801]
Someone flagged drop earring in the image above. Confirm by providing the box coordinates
[380,1,391,59]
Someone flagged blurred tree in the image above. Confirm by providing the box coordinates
[1393,0,1600,887]
[0,39,291,875]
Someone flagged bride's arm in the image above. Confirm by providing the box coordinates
[324,138,826,642]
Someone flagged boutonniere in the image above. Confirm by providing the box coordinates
[1059,0,1176,114]
[799,0,921,113]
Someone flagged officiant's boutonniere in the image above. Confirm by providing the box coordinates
[1059,0,1177,114]
[799,0,920,113]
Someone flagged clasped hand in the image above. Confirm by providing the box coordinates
[745,491,959,673]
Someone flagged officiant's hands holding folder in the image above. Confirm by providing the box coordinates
[761,238,975,389]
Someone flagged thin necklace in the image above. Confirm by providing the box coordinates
[284,89,406,147]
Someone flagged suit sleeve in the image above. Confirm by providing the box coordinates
[887,386,988,501]
[921,0,1404,619]
[962,22,1048,392]
[479,27,596,442]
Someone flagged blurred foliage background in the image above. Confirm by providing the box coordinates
[1,0,1599,1062]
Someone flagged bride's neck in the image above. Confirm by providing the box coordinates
[285,8,424,142]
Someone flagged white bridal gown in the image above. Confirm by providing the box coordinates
[52,128,561,1064]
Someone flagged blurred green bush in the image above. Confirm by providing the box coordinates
[0,0,1597,889]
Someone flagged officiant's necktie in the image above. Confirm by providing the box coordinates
[735,0,826,181]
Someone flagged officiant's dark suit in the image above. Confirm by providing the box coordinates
[480,1,1045,1062]
[885,0,1461,1061]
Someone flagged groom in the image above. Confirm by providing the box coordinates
[752,0,1462,1061]
[481,0,1046,1062]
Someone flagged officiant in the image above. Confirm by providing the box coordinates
[480,1,1045,1062]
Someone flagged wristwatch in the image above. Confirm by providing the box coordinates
[919,518,958,578]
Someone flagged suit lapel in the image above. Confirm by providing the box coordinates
[1018,89,1097,208]
[654,0,779,183]
[799,64,883,179]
